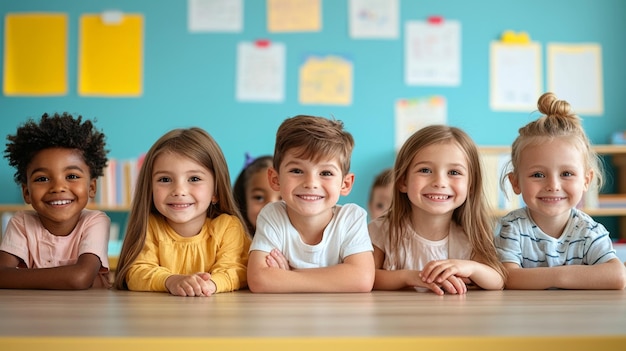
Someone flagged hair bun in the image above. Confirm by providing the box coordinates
[537,92,572,118]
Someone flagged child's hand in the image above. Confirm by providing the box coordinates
[265,249,291,270]
[165,273,216,297]
[413,273,467,295]
[420,259,472,285]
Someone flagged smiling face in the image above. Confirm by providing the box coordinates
[269,149,353,225]
[509,138,592,233]
[398,141,469,219]
[245,167,281,230]
[22,147,96,236]
[151,151,216,237]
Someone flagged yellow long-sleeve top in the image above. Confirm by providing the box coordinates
[126,214,251,293]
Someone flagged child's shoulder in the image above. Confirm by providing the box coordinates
[569,208,607,234]
[335,203,366,215]
[500,207,529,222]
[332,203,367,224]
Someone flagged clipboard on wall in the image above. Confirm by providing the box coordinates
[489,30,542,111]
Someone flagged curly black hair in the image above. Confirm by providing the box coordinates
[4,112,109,184]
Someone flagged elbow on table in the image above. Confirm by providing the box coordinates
[68,270,97,290]
[351,276,374,293]
[246,270,273,293]
[613,265,626,290]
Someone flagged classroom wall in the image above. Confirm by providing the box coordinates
[1,0,625,211]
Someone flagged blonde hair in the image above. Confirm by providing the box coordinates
[389,125,506,280]
[503,92,603,190]
[273,115,354,175]
[113,127,246,290]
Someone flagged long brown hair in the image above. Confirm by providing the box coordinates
[388,125,506,280]
[113,127,247,289]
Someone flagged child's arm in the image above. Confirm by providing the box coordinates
[247,249,374,293]
[204,216,250,294]
[420,259,505,290]
[0,251,103,290]
[503,259,626,290]
[125,231,174,293]
[372,246,468,295]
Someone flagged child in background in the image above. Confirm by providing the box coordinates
[113,128,250,296]
[495,92,626,290]
[233,154,281,236]
[368,168,393,220]
[369,125,506,295]
[0,113,111,289]
[247,115,374,293]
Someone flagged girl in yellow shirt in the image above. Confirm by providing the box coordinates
[114,128,250,296]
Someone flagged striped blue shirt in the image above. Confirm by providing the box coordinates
[495,207,617,267]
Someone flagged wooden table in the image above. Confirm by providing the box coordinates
[1,289,625,350]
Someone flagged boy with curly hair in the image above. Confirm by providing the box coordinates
[0,112,111,289]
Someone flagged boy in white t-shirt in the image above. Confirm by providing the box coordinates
[247,115,374,293]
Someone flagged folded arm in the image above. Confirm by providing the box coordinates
[0,251,102,290]
[247,249,374,293]
[503,259,626,290]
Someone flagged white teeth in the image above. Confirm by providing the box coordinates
[170,203,191,208]
[300,195,322,201]
[49,200,72,205]
[427,195,449,200]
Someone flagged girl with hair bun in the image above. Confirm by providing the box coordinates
[495,92,626,290]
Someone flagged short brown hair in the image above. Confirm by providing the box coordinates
[273,115,354,175]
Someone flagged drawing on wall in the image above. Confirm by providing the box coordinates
[490,31,542,111]
[405,18,461,86]
[348,0,398,39]
[188,0,243,33]
[236,40,285,103]
[395,96,447,150]
[78,12,144,97]
[548,43,603,115]
[299,55,353,105]
[267,0,321,32]
[3,13,67,96]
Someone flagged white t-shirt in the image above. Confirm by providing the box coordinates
[250,202,373,269]
[368,216,472,270]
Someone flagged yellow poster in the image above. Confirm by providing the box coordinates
[78,13,143,96]
[267,0,321,32]
[3,13,68,96]
[299,55,352,105]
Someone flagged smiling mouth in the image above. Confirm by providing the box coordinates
[298,195,323,201]
[425,195,451,200]
[539,197,566,202]
[168,203,193,208]
[48,200,73,206]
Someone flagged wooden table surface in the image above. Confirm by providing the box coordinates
[1,288,625,350]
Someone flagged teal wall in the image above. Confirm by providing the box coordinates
[1,0,625,212]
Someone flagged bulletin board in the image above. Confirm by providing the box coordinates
[1,0,625,211]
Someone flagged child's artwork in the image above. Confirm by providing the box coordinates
[395,96,447,150]
[299,55,352,105]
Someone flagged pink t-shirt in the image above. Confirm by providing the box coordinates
[0,209,111,287]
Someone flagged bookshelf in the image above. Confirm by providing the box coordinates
[480,144,626,239]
